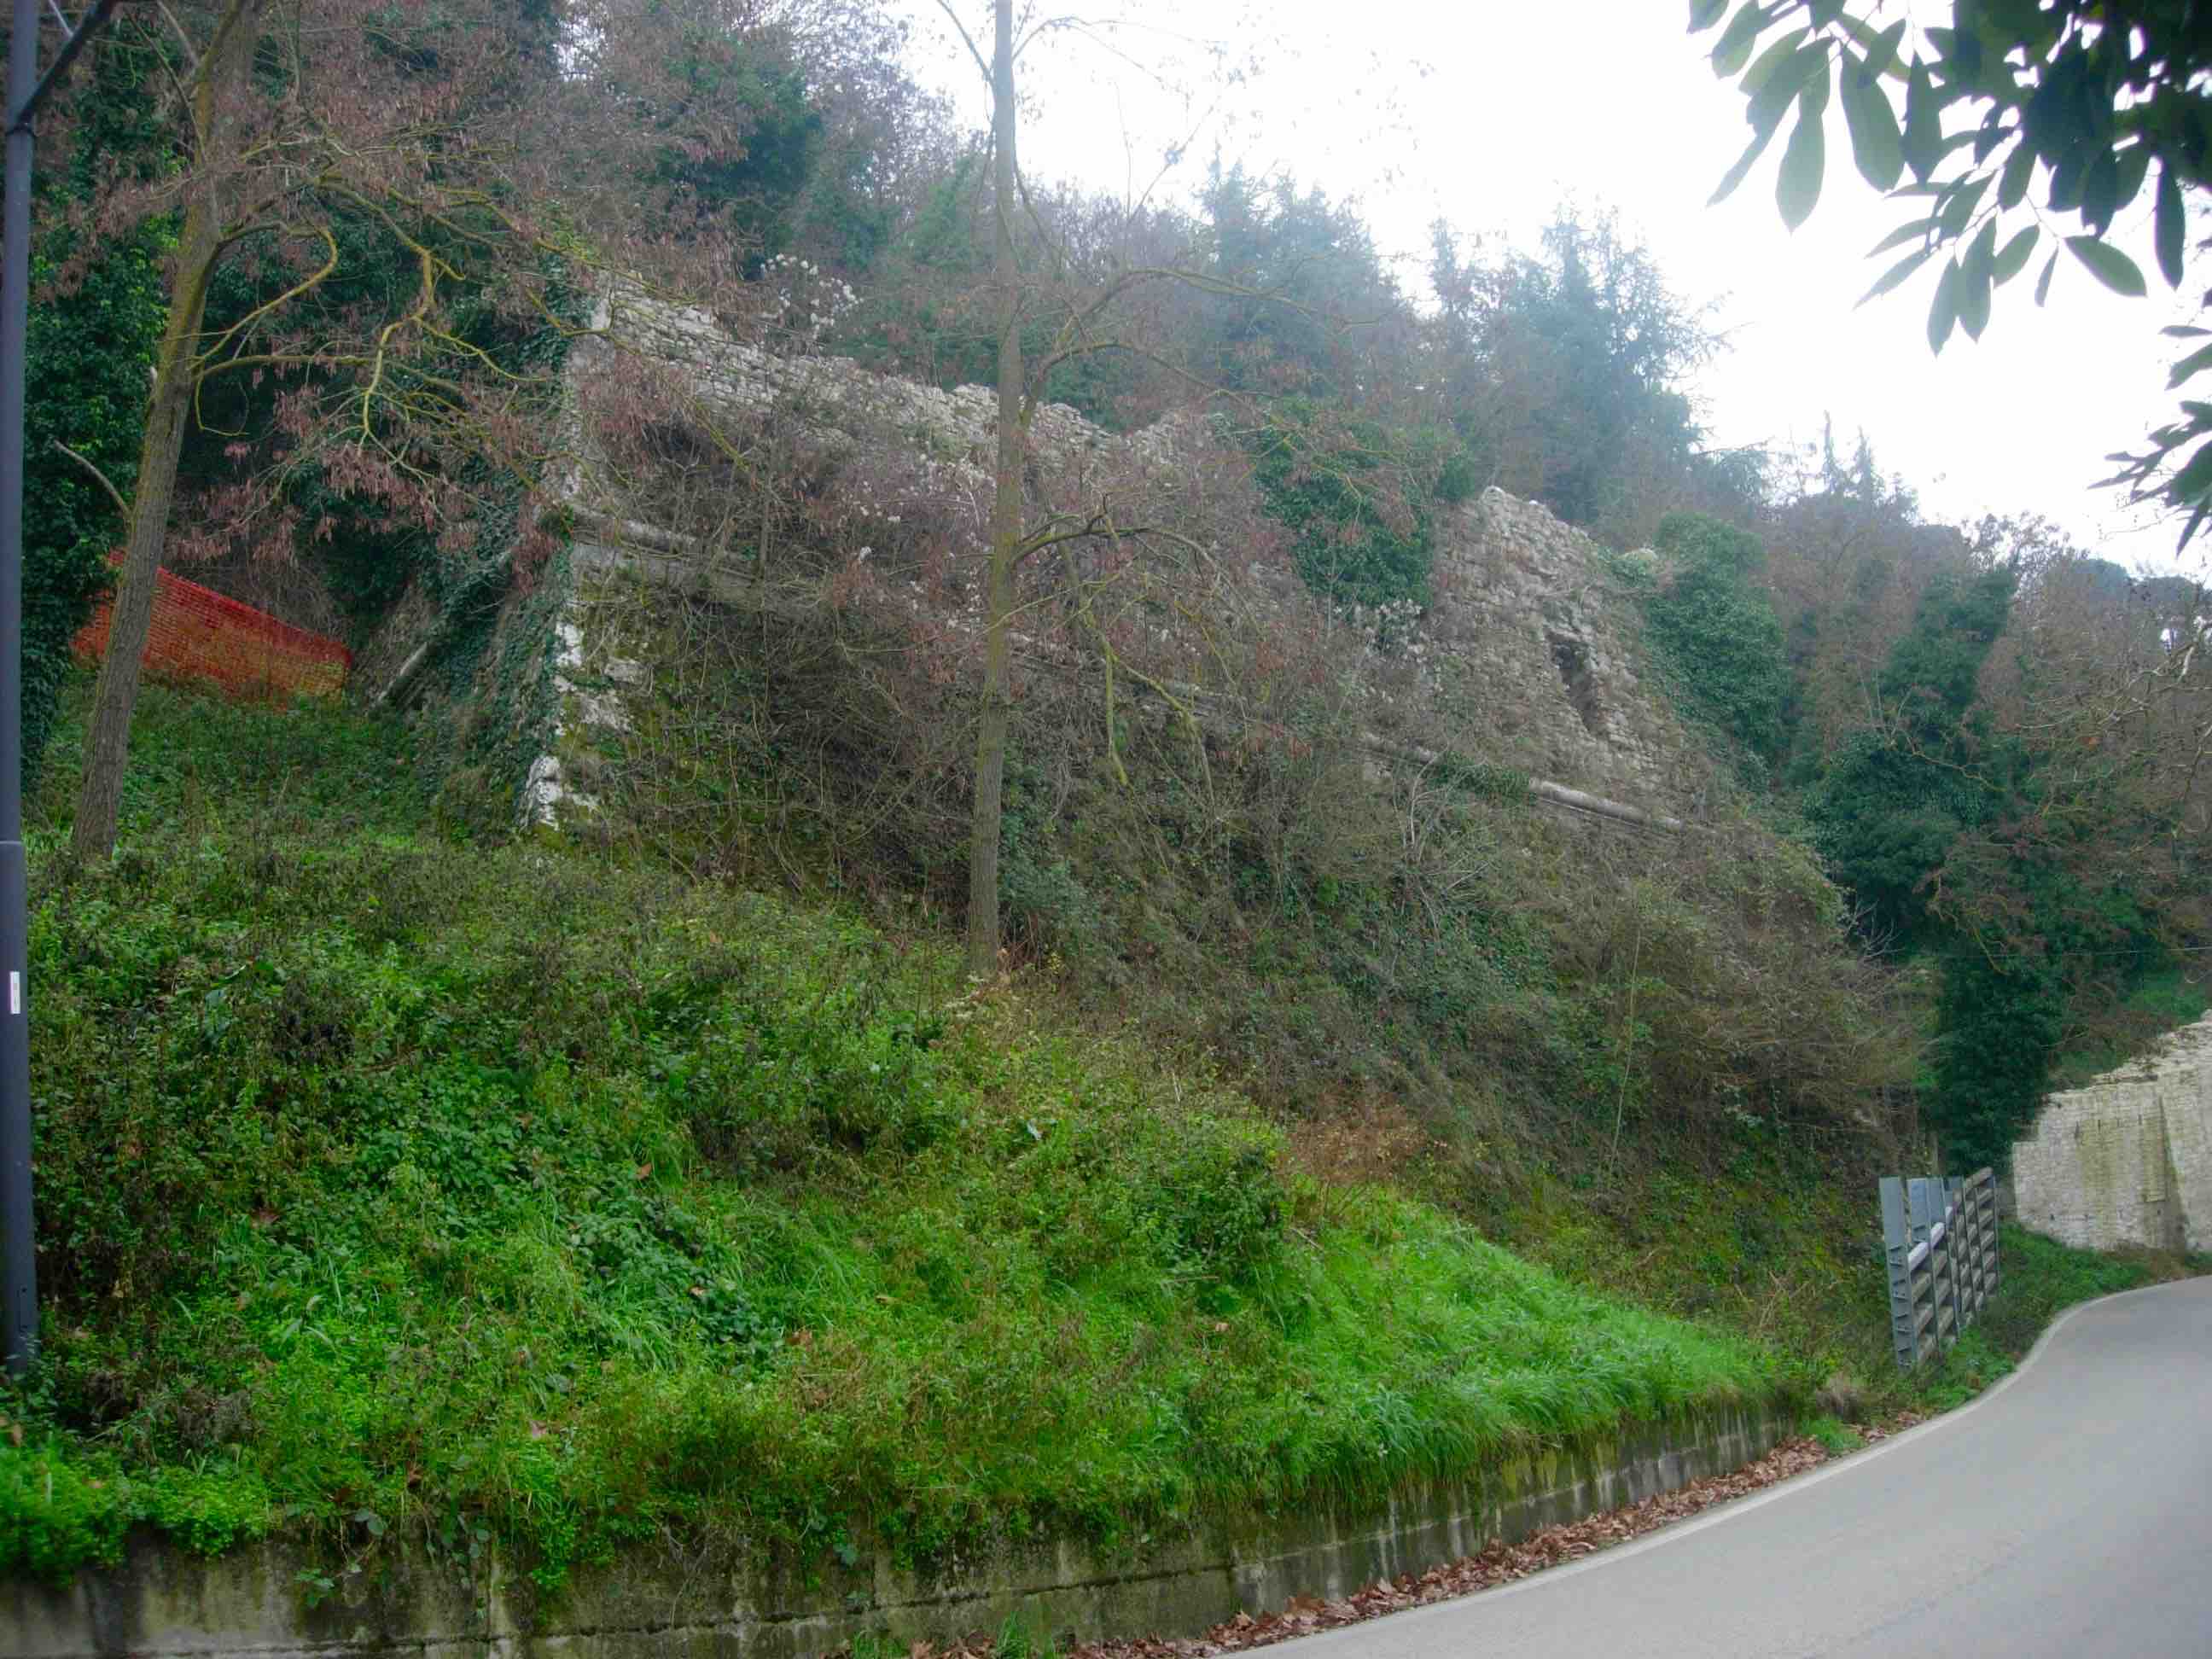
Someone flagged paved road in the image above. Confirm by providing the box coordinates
[1277,1278,2212,1659]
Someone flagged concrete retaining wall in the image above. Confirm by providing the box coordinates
[2012,1014,2212,1253]
[6,1403,1786,1659]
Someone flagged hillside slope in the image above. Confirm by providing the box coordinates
[487,334,1924,1378]
[527,317,1912,1160]
[3,683,1783,1588]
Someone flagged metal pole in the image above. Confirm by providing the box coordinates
[0,0,40,1378]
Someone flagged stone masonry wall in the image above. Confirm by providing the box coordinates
[556,294,1713,828]
[1428,489,1701,810]
[2011,1014,2212,1253]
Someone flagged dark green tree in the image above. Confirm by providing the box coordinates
[1432,209,1715,531]
[17,33,172,785]
[651,34,823,274]
[1198,166,1405,400]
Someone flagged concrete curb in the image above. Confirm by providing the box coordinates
[4,1402,1796,1659]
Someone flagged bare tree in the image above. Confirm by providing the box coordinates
[72,0,264,860]
[966,0,1025,977]
[926,0,1315,975]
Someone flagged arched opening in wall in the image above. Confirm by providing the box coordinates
[1547,631,1604,737]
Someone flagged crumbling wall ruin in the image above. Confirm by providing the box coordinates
[537,292,1714,830]
[1426,490,1703,811]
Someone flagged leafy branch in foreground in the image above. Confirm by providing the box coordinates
[1691,0,2212,543]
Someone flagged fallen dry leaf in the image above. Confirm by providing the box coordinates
[1045,1425,1899,1659]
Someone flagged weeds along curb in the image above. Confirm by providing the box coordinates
[4,1401,1793,1659]
[1042,1270,2212,1659]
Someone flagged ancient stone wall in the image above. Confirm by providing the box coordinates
[1428,490,1702,810]
[2011,1015,2212,1253]
[555,294,1714,829]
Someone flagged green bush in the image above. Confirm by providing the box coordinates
[1803,1415,1863,1455]
[0,1441,132,1583]
[1140,1128,1288,1280]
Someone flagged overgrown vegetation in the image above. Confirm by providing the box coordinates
[1247,404,1473,616]
[2046,970,2209,1091]
[20,38,172,787]
[2,682,1783,1588]
[23,0,2212,1615]
[585,557,1908,1173]
[1639,513,1789,778]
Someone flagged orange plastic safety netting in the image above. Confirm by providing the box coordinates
[73,564,351,701]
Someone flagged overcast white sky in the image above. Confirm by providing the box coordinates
[888,0,2203,574]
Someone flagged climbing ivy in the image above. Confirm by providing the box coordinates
[178,212,591,824]
[1640,513,1790,777]
[1247,402,1473,615]
[1793,562,2135,1170]
[399,272,593,826]
[1804,567,2015,952]
[19,41,173,785]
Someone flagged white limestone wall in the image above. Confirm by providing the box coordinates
[2011,1015,2212,1253]
[2161,1020,2212,1253]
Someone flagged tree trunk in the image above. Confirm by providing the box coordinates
[70,303,199,860]
[70,0,259,862]
[965,0,1022,979]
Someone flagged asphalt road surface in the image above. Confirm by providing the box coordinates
[1275,1278,2212,1659]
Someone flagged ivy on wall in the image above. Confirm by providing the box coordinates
[20,44,173,785]
[1247,401,1474,615]
[392,275,593,826]
[154,221,591,825]
[1639,513,1789,779]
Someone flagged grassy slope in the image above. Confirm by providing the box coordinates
[597,580,1924,1406]
[0,682,1781,1587]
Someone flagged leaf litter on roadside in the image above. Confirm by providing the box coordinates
[885,1419,1929,1659]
